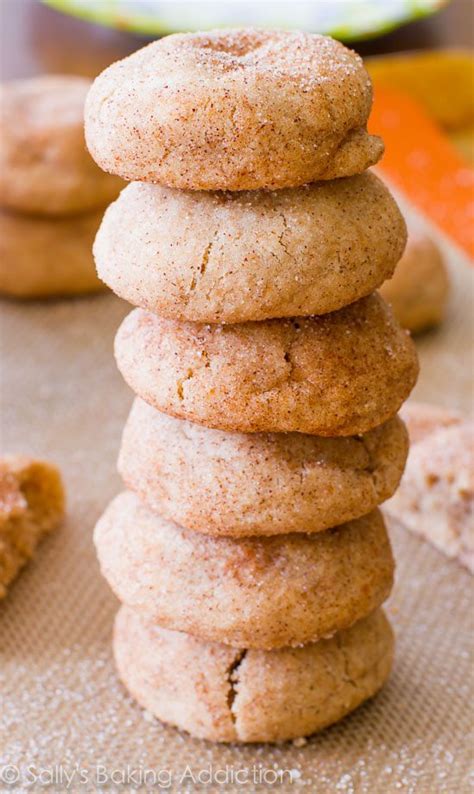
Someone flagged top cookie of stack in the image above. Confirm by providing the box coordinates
[86,29,383,191]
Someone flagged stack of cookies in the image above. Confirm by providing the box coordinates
[86,29,418,743]
[0,76,121,298]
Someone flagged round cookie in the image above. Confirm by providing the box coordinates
[115,294,419,436]
[0,76,123,215]
[95,172,406,323]
[85,29,383,190]
[380,230,449,334]
[119,399,408,537]
[114,606,394,743]
[0,208,106,298]
[95,492,394,649]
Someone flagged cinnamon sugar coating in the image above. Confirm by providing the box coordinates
[119,399,408,537]
[85,29,383,190]
[114,294,419,436]
[95,172,406,322]
[94,492,394,649]
[114,606,394,743]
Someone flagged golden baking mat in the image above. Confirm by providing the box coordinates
[1,227,473,792]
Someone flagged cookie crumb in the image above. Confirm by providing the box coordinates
[293,737,307,747]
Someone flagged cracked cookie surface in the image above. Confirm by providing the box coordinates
[94,492,394,649]
[85,29,383,190]
[114,606,394,742]
[119,399,408,536]
[94,172,406,322]
[114,294,419,436]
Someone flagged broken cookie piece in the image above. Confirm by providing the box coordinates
[0,456,65,598]
[385,403,473,572]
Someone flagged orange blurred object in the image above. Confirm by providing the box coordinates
[369,85,474,259]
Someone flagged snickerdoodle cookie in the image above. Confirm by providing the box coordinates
[400,401,463,444]
[95,172,406,322]
[385,403,473,572]
[0,208,105,298]
[95,492,394,649]
[114,606,394,743]
[0,456,65,598]
[115,295,418,436]
[119,399,408,537]
[85,30,383,190]
[380,230,449,333]
[0,76,122,215]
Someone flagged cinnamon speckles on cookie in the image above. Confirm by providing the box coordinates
[86,26,416,747]
[114,295,419,436]
[95,493,394,649]
[95,172,406,322]
[113,606,394,743]
[85,29,383,190]
[119,399,408,537]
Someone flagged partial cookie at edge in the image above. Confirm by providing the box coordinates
[380,229,449,334]
[385,406,473,572]
[0,208,106,298]
[0,456,65,598]
[0,76,123,216]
